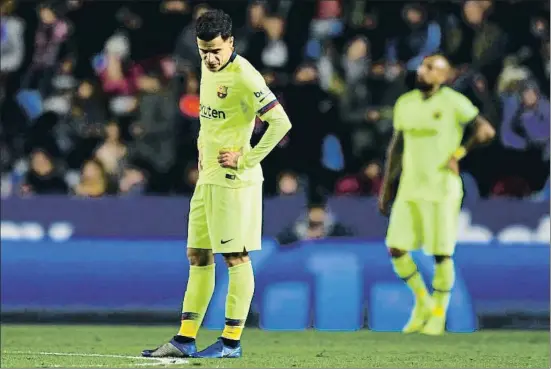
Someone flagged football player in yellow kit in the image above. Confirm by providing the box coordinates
[380,55,495,335]
[142,9,291,358]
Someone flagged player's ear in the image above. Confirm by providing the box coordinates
[229,36,235,48]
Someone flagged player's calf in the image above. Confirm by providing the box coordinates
[193,251,253,358]
[177,248,216,340]
[388,247,432,333]
[141,249,216,357]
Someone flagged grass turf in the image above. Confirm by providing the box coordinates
[1,325,549,368]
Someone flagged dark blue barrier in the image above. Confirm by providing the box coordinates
[1,196,549,242]
[2,239,548,331]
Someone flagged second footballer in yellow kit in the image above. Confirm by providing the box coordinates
[379,55,495,336]
[142,9,291,359]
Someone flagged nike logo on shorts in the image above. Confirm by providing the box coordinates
[221,239,234,244]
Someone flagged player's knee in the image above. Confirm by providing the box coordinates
[187,248,214,267]
[434,255,451,264]
[222,250,250,267]
[388,247,406,258]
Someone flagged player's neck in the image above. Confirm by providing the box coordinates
[217,50,237,72]
[421,85,442,99]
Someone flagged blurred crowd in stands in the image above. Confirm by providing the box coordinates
[0,0,549,202]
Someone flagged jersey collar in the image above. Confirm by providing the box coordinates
[218,51,237,72]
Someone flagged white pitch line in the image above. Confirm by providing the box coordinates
[5,351,190,366]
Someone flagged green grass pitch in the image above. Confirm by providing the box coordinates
[1,325,549,368]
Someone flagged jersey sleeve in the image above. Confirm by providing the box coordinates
[237,63,291,170]
[241,65,279,117]
[392,97,405,131]
[452,90,479,125]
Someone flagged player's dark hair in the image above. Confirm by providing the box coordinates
[195,9,232,41]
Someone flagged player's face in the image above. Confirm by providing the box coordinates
[416,57,449,91]
[197,36,234,72]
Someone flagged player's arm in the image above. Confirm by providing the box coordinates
[197,131,203,171]
[451,93,496,162]
[379,101,404,216]
[382,131,404,185]
[237,67,292,170]
[457,115,495,154]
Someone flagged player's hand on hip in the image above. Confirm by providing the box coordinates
[447,157,460,175]
[218,150,241,170]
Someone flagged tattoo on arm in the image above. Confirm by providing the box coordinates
[382,131,404,187]
[464,115,496,151]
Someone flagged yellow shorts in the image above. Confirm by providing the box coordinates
[385,197,462,256]
[187,184,263,254]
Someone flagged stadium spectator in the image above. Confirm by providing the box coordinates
[94,121,127,179]
[173,3,210,75]
[119,166,146,196]
[62,79,108,169]
[234,1,266,55]
[386,3,441,73]
[285,63,332,194]
[73,158,110,197]
[24,1,72,98]
[335,160,382,197]
[339,36,373,162]
[127,72,176,194]
[43,57,77,116]
[501,81,550,160]
[276,203,353,246]
[20,149,67,195]
[491,176,532,199]
[277,171,300,196]
[0,0,25,107]
[257,15,289,71]
[95,32,143,105]
[461,0,508,91]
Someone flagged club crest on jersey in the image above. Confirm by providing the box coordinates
[217,85,228,99]
[433,111,442,119]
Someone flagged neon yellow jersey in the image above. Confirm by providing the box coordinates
[197,52,282,188]
[393,86,479,202]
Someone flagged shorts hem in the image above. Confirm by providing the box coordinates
[187,244,212,250]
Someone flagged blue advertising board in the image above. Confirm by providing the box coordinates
[2,239,548,332]
[1,196,549,243]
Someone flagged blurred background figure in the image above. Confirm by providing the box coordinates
[74,157,110,197]
[20,148,67,195]
[0,0,25,111]
[24,1,73,98]
[276,203,354,246]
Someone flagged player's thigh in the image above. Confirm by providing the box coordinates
[187,185,211,250]
[207,184,263,254]
[386,199,423,251]
[420,199,462,256]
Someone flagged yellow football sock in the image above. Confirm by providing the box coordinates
[391,253,431,306]
[177,263,216,338]
[221,261,255,341]
[432,258,455,317]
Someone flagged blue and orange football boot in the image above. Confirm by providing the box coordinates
[192,338,242,358]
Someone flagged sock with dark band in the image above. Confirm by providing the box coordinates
[177,263,216,340]
[432,258,455,317]
[221,261,255,344]
[391,253,431,306]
